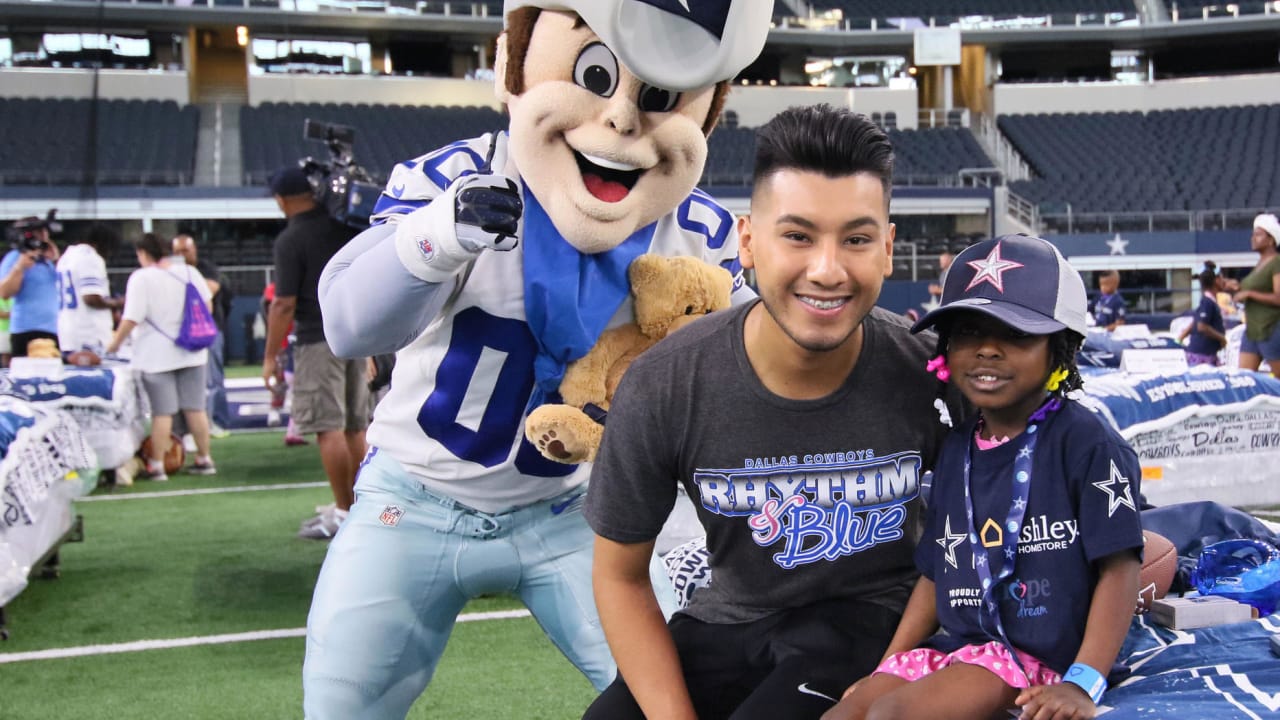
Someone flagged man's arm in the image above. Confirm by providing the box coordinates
[106,318,137,354]
[593,535,697,720]
[0,252,35,299]
[262,295,297,386]
[82,294,123,311]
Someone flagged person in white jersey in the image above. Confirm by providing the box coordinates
[57,223,123,358]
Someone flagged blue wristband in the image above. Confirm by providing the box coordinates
[1063,663,1107,704]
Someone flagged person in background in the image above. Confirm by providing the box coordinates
[1090,270,1126,331]
[106,233,216,480]
[57,223,123,358]
[0,216,61,357]
[1235,213,1280,376]
[1180,262,1227,367]
[825,234,1142,720]
[927,250,954,306]
[261,281,308,446]
[0,296,12,367]
[263,166,367,538]
[173,233,232,437]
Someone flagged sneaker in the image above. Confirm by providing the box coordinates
[285,434,309,447]
[182,433,197,453]
[138,467,169,482]
[298,508,346,540]
[300,503,337,530]
[187,461,217,476]
[209,425,231,439]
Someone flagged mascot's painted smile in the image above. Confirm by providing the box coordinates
[575,150,643,203]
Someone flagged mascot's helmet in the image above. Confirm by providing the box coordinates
[503,0,773,92]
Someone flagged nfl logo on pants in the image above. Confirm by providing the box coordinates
[380,504,404,527]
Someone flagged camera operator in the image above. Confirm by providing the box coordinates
[1,216,62,357]
[264,166,368,538]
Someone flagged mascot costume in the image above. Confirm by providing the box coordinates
[306,1,772,716]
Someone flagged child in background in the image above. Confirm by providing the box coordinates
[1180,262,1228,366]
[823,235,1143,720]
[0,296,11,367]
[1091,270,1127,331]
[261,281,307,446]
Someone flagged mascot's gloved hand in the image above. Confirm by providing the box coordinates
[454,175,521,253]
[394,132,523,284]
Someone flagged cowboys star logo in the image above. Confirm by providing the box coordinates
[937,515,967,571]
[964,242,1025,293]
[1092,459,1136,517]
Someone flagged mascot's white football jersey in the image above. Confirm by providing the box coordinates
[56,244,113,354]
[367,133,747,513]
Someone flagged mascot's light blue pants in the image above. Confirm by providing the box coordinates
[302,449,677,719]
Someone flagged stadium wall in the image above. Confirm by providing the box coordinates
[724,85,918,129]
[994,72,1280,115]
[245,75,920,128]
[246,74,501,108]
[0,68,189,103]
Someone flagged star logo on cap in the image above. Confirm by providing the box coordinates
[964,242,1024,293]
[1093,459,1136,517]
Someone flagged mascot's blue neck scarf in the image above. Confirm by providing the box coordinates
[522,185,655,409]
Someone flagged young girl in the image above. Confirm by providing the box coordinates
[823,234,1143,720]
[1181,262,1228,367]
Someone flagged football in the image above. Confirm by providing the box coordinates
[66,349,101,367]
[1137,530,1178,614]
[139,433,186,474]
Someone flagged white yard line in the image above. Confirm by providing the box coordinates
[76,482,329,502]
[0,609,533,664]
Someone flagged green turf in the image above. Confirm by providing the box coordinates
[1,432,586,717]
[1,620,596,719]
[224,362,265,380]
[101,430,324,496]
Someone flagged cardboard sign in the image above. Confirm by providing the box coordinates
[1112,323,1153,340]
[1120,349,1189,374]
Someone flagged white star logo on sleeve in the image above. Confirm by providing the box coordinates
[964,242,1025,293]
[937,515,967,571]
[1092,459,1136,517]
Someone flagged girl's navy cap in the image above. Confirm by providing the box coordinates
[911,233,1088,337]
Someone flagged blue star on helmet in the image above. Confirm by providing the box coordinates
[1092,459,1136,517]
[937,515,967,571]
[964,242,1024,293]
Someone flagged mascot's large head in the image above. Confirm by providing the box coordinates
[496,0,772,254]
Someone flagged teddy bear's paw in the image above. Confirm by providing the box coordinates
[536,429,578,462]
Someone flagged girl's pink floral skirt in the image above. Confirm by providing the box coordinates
[875,641,1062,688]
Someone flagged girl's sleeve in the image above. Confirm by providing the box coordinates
[1072,434,1144,563]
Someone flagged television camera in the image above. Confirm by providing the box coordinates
[299,119,381,230]
[6,209,61,253]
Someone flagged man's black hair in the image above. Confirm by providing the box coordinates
[751,103,894,202]
[84,223,121,257]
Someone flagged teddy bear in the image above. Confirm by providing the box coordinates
[525,253,733,464]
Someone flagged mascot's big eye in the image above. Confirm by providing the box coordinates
[574,43,619,98]
[638,84,680,112]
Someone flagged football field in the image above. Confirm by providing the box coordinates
[0,430,597,719]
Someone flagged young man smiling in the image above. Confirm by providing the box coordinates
[583,104,964,720]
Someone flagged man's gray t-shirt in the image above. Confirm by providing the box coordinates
[585,301,959,624]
